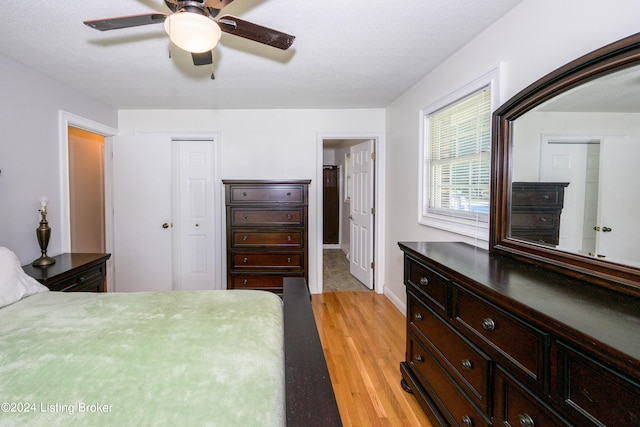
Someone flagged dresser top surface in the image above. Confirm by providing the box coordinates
[399,241,640,365]
[22,253,111,282]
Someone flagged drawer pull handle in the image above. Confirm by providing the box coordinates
[287,214,292,220]
[242,192,247,197]
[243,257,248,263]
[242,214,248,220]
[287,235,292,241]
[461,359,473,371]
[286,192,292,196]
[517,414,535,427]
[242,235,248,241]
[419,277,428,286]
[461,415,473,427]
[482,318,495,331]
[414,313,423,321]
[243,279,248,285]
[542,194,550,200]
[415,355,424,363]
[538,217,547,222]
[287,258,292,263]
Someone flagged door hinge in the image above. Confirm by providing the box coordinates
[371,207,376,215]
[371,151,376,161]
[371,262,375,270]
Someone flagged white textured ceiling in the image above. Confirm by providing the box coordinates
[0,0,523,109]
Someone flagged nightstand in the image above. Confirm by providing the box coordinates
[22,253,111,292]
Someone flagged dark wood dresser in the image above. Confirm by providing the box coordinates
[510,182,569,246]
[22,253,111,292]
[399,241,640,427]
[224,180,310,294]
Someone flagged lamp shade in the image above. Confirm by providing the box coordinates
[164,11,221,53]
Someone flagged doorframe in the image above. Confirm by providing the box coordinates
[316,132,386,295]
[59,111,118,286]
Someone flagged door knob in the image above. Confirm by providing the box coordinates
[602,226,612,232]
[162,223,170,229]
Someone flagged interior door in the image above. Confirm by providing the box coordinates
[595,137,640,267]
[112,134,173,292]
[539,139,595,253]
[174,140,216,290]
[349,140,374,289]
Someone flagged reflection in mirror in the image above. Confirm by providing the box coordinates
[510,66,640,268]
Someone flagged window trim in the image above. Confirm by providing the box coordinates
[418,67,500,241]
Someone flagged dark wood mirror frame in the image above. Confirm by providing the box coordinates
[490,32,640,297]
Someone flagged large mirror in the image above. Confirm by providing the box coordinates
[490,32,640,297]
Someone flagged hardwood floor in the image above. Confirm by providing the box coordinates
[312,291,433,427]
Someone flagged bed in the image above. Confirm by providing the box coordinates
[0,247,340,426]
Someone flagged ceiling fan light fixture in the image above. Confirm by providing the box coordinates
[164,10,221,53]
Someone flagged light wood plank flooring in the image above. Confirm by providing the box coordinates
[312,291,433,426]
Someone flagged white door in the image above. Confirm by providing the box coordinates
[112,135,173,292]
[349,140,375,289]
[594,137,640,267]
[539,139,596,253]
[173,141,216,290]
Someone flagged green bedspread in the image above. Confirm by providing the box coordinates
[0,290,284,427]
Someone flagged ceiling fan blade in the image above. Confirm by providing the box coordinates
[217,15,295,50]
[84,13,167,31]
[192,51,213,66]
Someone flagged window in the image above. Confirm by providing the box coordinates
[419,69,498,240]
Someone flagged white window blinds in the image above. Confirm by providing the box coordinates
[425,87,491,220]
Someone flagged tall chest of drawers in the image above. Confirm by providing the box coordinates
[510,182,569,246]
[399,241,640,427]
[224,180,310,294]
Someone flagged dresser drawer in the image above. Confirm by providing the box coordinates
[510,229,558,246]
[511,211,559,229]
[511,185,564,208]
[228,184,306,204]
[47,265,105,292]
[405,257,449,316]
[408,333,491,427]
[409,292,492,411]
[232,253,303,269]
[231,229,303,248]
[230,272,304,289]
[453,286,549,389]
[557,342,640,427]
[230,208,303,226]
[495,367,568,427]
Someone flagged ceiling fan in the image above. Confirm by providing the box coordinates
[84,0,295,76]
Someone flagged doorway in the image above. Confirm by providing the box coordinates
[68,126,105,253]
[59,111,118,290]
[319,135,385,294]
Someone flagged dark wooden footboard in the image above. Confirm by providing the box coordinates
[283,278,342,426]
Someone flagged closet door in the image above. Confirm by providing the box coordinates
[112,134,173,292]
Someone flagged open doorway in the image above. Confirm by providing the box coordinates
[67,126,105,253]
[59,111,118,289]
[320,136,383,293]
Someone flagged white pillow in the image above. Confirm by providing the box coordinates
[0,247,49,308]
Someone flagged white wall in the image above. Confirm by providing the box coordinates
[118,109,385,293]
[383,0,640,310]
[0,56,117,263]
